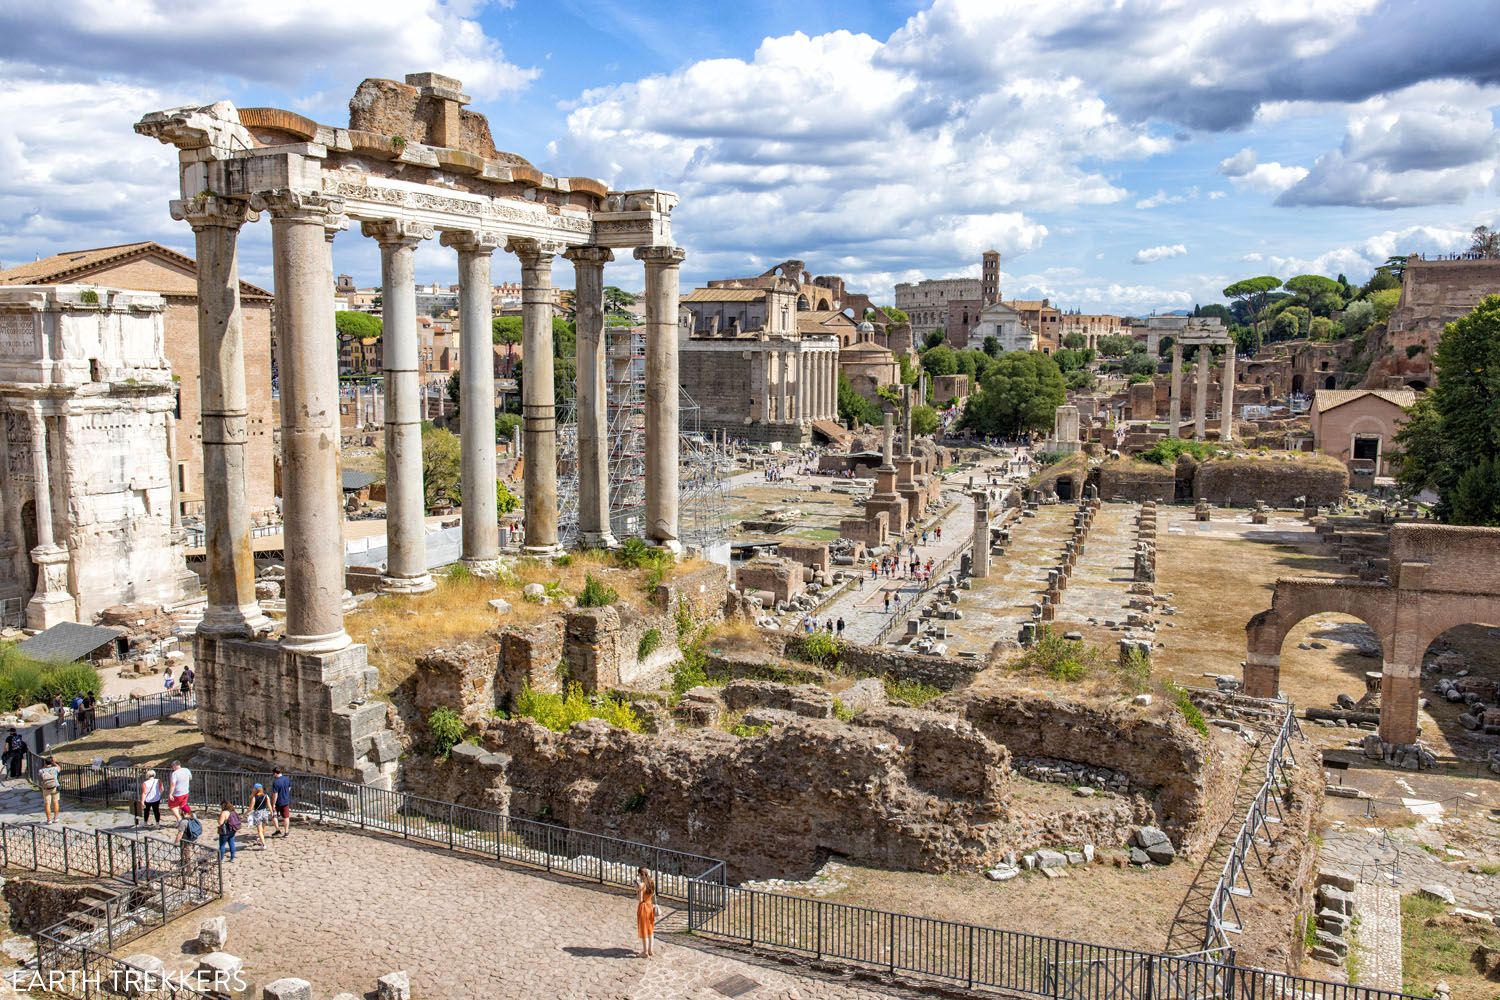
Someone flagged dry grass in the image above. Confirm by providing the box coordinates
[1401,893,1500,1000]
[349,553,705,695]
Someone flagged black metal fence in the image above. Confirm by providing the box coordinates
[13,691,194,765]
[48,762,724,902]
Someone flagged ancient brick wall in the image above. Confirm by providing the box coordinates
[1193,455,1347,506]
[1097,460,1174,502]
[778,633,979,689]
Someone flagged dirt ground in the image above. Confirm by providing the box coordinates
[49,718,203,769]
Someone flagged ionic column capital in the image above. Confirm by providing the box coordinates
[563,245,615,267]
[361,219,435,248]
[441,229,506,255]
[634,245,687,267]
[248,189,347,235]
[170,194,259,231]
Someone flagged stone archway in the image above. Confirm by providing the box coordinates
[1246,525,1500,748]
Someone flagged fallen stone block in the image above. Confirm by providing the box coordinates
[1065,851,1085,866]
[488,598,513,614]
[378,970,411,1000]
[1419,884,1456,905]
[1144,842,1176,865]
[1128,847,1151,866]
[197,952,244,992]
[1316,868,1357,893]
[1034,849,1068,869]
[262,979,314,1000]
[117,955,167,998]
[198,916,229,952]
[985,864,1019,881]
[1319,885,1355,915]
[1132,826,1169,849]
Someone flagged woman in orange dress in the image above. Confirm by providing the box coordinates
[635,866,657,958]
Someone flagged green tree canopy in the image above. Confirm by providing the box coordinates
[910,404,939,436]
[922,329,946,350]
[1223,276,1283,336]
[1122,351,1158,377]
[1396,295,1500,525]
[920,344,957,376]
[492,316,523,345]
[1062,332,1088,350]
[1284,274,1344,317]
[603,286,638,313]
[1096,334,1137,358]
[960,351,1066,438]
[421,425,461,508]
[1053,347,1094,373]
[837,372,883,427]
[981,335,1001,358]
[335,311,382,339]
[1370,287,1402,324]
[880,305,910,324]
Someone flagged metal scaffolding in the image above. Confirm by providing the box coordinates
[555,325,728,555]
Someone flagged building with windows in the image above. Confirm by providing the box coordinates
[1310,388,1415,484]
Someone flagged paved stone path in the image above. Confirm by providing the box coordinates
[1322,829,1500,912]
[1351,881,1403,991]
[113,820,930,1000]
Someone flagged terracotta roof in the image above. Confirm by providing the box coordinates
[796,310,854,334]
[0,242,273,299]
[840,341,894,357]
[1004,299,1055,312]
[682,287,767,303]
[1313,388,1417,414]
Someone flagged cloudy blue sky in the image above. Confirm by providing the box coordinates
[2,0,1498,314]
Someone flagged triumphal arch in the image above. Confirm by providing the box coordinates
[136,73,683,783]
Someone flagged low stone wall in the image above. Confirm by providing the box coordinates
[458,709,1012,878]
[778,633,979,690]
[3,875,95,934]
[195,636,398,786]
[1193,455,1347,507]
[955,689,1243,854]
[1097,460,1175,503]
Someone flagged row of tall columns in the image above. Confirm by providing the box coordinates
[757,348,837,425]
[1167,340,1236,444]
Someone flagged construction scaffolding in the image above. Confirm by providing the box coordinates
[556,325,729,558]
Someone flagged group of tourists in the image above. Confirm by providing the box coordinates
[800,615,846,636]
[165,764,294,862]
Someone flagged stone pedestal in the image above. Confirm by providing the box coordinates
[194,635,397,787]
[25,545,76,630]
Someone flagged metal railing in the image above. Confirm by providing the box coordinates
[872,525,976,645]
[1202,708,1300,951]
[44,762,724,902]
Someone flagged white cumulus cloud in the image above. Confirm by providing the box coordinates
[1133,244,1187,264]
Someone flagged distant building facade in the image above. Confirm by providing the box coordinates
[1310,388,1415,484]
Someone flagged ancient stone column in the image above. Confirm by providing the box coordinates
[23,409,76,629]
[510,239,563,555]
[637,246,686,553]
[171,195,267,637]
[1168,340,1183,439]
[1219,340,1236,443]
[365,220,436,594]
[796,350,808,425]
[822,351,834,419]
[1193,347,1209,441]
[759,352,771,425]
[442,230,505,566]
[567,246,617,548]
[253,189,350,654]
[971,491,991,578]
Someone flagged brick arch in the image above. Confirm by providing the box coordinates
[1243,578,1395,699]
[1402,596,1500,669]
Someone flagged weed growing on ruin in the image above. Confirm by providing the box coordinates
[445,562,472,583]
[637,627,662,661]
[577,573,618,608]
[427,707,467,759]
[513,683,641,733]
[553,554,572,567]
[614,537,673,593]
[622,786,648,812]
[1138,438,1221,466]
[1118,647,1152,694]
[730,721,773,738]
[1165,682,1209,737]
[832,697,855,722]
[674,598,694,641]
[1011,630,1101,683]
[883,678,944,707]
[0,652,100,712]
[799,631,842,668]
[670,642,711,699]
[1302,913,1317,950]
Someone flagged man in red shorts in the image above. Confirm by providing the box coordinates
[167,759,192,820]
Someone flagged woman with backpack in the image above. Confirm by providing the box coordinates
[246,782,272,850]
[216,801,240,862]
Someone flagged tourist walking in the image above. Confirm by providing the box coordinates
[179,666,195,708]
[635,866,658,958]
[270,767,293,838]
[81,693,96,735]
[174,806,202,866]
[138,771,164,827]
[217,801,240,862]
[167,759,192,820]
[162,667,175,693]
[247,783,272,848]
[3,728,24,779]
[37,756,61,824]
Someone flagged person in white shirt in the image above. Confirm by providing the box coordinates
[138,773,164,827]
[167,760,192,820]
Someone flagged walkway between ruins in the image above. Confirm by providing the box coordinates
[815,486,981,646]
[1351,881,1403,992]
[1054,502,1139,646]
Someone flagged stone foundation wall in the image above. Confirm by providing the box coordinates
[955,690,1241,853]
[1097,461,1175,503]
[778,633,979,689]
[194,636,399,787]
[1193,456,1347,507]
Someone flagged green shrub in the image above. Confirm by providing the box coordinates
[40,662,102,705]
[614,536,672,571]
[1011,629,1100,683]
[1139,438,1220,466]
[670,643,710,698]
[1033,450,1067,468]
[427,707,467,759]
[798,631,841,667]
[444,562,471,583]
[730,721,773,738]
[636,627,662,661]
[1166,682,1209,737]
[832,697,855,722]
[0,648,100,712]
[512,683,641,733]
[883,678,944,707]
[577,573,618,608]
[674,598,693,641]
[1117,648,1152,694]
